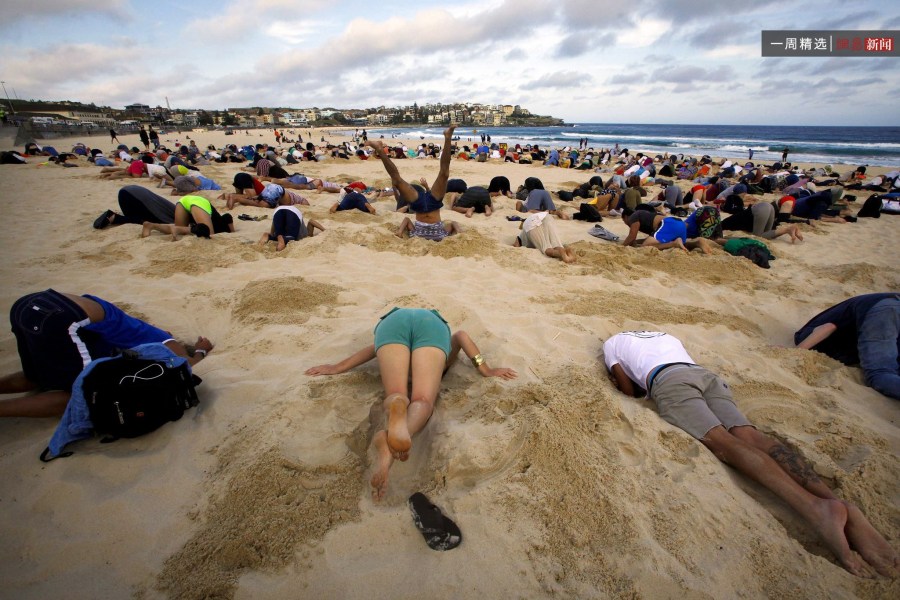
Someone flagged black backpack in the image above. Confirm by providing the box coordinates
[573,202,603,222]
[857,195,882,218]
[86,350,200,440]
[40,349,201,461]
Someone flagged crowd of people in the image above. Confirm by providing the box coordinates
[2,125,898,578]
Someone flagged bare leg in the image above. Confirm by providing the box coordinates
[443,221,461,236]
[0,391,71,418]
[733,426,898,576]
[703,426,871,577]
[685,238,716,254]
[366,140,418,202]
[429,125,456,199]
[276,235,287,251]
[257,232,270,247]
[642,237,688,252]
[0,371,38,394]
[307,219,325,236]
[370,430,395,501]
[397,216,413,238]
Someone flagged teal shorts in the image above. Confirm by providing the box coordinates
[374,307,451,358]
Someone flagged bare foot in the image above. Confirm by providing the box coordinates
[697,238,714,255]
[140,222,152,238]
[443,124,457,138]
[810,499,872,577]
[386,393,411,456]
[790,225,804,243]
[370,430,394,501]
[465,208,474,218]
[276,237,286,251]
[365,140,386,156]
[844,503,899,577]
[674,238,689,253]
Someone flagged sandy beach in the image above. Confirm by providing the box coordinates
[0,126,897,599]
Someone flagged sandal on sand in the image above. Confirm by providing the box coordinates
[408,492,462,551]
[93,209,115,229]
[238,214,269,222]
[506,215,525,222]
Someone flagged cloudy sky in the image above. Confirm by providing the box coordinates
[1,0,897,125]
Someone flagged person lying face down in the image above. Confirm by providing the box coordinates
[305,307,516,500]
[795,293,900,400]
[1,290,214,418]
[603,330,899,578]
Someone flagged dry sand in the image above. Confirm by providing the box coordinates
[0,127,897,599]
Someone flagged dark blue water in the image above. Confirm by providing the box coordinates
[358,123,900,167]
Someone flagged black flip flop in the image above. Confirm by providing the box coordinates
[408,492,462,551]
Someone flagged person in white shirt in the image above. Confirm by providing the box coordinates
[603,331,898,578]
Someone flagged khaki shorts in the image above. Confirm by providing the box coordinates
[649,365,751,439]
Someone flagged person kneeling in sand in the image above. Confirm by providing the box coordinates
[142,195,234,240]
[451,185,493,217]
[620,208,688,252]
[329,188,377,214]
[603,331,898,578]
[367,126,462,241]
[513,211,575,263]
[305,307,516,500]
[515,177,570,220]
[0,290,213,418]
[258,205,324,251]
[795,293,899,400]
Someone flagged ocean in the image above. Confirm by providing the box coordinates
[353,123,900,167]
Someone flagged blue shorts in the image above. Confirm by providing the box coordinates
[654,217,687,244]
[10,290,93,390]
[374,308,451,358]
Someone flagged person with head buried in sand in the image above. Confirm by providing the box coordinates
[366,126,462,241]
[305,307,517,500]
[603,331,898,578]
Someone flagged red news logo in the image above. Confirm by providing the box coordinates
[865,37,893,52]
[837,37,894,52]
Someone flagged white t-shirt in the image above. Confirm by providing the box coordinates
[603,332,695,389]
[273,205,303,221]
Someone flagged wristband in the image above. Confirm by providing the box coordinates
[195,349,208,357]
[471,354,485,368]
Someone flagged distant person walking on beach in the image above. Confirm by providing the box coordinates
[149,126,160,149]
[109,128,119,144]
[603,330,899,578]
[748,148,754,161]
[782,147,789,162]
[139,126,150,151]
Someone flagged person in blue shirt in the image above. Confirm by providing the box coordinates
[0,290,213,418]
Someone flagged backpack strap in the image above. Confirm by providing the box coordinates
[40,446,74,462]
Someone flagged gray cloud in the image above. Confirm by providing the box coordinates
[557,0,647,30]
[0,0,129,27]
[688,20,757,48]
[555,32,615,57]
[650,65,733,84]
[608,73,646,85]
[521,71,592,90]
